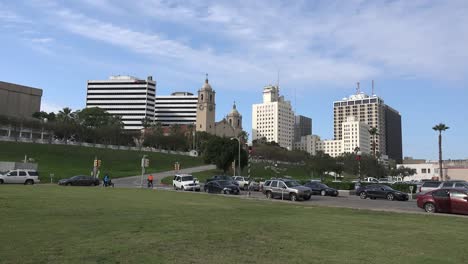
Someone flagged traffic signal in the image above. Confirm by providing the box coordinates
[98,160,102,167]
[93,159,98,167]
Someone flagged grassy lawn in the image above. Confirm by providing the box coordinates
[0,141,203,181]
[1,186,467,264]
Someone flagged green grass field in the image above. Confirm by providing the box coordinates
[1,186,467,264]
[0,141,203,181]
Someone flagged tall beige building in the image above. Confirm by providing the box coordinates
[195,76,216,134]
[295,116,370,158]
[333,92,386,155]
[252,85,295,150]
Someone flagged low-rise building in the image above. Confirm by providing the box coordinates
[0,81,42,119]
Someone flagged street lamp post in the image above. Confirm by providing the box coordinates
[356,151,362,182]
[230,137,241,176]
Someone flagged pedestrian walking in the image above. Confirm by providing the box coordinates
[147,174,154,188]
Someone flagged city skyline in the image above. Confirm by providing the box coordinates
[1,1,467,160]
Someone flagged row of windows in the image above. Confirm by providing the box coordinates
[87,97,154,101]
[154,115,196,118]
[87,93,154,96]
[88,87,156,92]
[87,103,154,107]
[155,102,197,105]
[155,111,196,113]
[88,81,155,86]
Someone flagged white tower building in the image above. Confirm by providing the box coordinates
[252,85,295,150]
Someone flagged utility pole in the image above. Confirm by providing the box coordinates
[140,155,149,188]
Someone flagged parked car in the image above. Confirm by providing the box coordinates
[352,177,380,183]
[58,176,100,186]
[172,174,200,191]
[0,169,40,185]
[418,181,467,194]
[248,181,261,191]
[204,180,240,194]
[262,179,312,201]
[417,188,468,215]
[303,182,338,196]
[206,175,238,185]
[356,184,409,201]
[232,176,250,190]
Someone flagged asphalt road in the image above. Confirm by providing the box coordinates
[112,164,216,188]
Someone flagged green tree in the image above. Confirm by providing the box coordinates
[432,123,449,181]
[368,127,379,158]
[203,137,238,173]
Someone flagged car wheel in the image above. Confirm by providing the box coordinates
[0,179,4,184]
[173,185,177,190]
[290,193,298,202]
[204,187,209,193]
[359,192,367,199]
[386,193,395,201]
[320,190,326,196]
[25,180,34,185]
[424,202,436,213]
[181,186,185,191]
[304,195,311,201]
[66,183,72,186]
[266,191,272,199]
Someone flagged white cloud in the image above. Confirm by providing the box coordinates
[20,0,468,89]
[41,101,64,113]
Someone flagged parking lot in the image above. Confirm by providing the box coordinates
[154,185,423,214]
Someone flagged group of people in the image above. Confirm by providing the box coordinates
[100,174,155,188]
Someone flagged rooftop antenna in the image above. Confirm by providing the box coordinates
[356,82,360,94]
[372,80,375,96]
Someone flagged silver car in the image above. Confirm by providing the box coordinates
[262,179,311,201]
[0,169,40,185]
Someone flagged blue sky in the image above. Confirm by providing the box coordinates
[1,0,467,160]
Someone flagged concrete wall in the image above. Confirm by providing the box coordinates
[0,81,42,119]
[0,161,38,172]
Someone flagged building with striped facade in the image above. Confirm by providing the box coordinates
[154,92,198,126]
[86,75,156,130]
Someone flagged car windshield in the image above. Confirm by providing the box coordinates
[381,185,394,191]
[71,176,82,180]
[182,176,194,181]
[316,183,328,188]
[285,181,300,187]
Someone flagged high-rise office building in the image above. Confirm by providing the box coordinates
[385,105,403,163]
[252,85,295,150]
[86,75,156,130]
[294,115,312,142]
[333,86,402,161]
[155,92,197,126]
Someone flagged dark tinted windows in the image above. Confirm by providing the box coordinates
[442,182,453,188]
[271,181,278,188]
[28,171,39,176]
[423,182,441,188]
[432,189,449,198]
[18,171,27,176]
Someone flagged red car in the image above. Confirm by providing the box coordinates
[417,188,468,215]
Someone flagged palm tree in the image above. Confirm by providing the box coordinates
[57,107,74,123]
[433,123,449,181]
[368,127,379,158]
